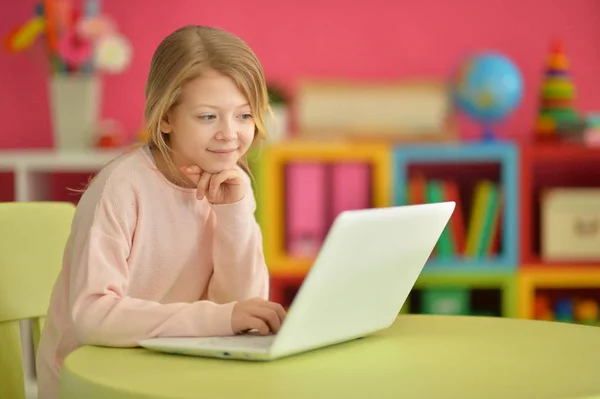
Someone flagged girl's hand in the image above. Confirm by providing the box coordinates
[181,165,246,204]
[231,298,287,335]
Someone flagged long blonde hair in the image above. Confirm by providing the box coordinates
[145,25,269,182]
[73,25,269,194]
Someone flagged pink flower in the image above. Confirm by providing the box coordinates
[58,29,92,68]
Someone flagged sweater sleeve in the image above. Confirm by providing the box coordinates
[68,181,235,348]
[206,172,270,303]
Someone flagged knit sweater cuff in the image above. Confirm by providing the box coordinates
[202,301,236,336]
[209,193,255,227]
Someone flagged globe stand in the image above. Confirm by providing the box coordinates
[481,125,497,143]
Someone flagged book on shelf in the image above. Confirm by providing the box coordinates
[407,174,502,259]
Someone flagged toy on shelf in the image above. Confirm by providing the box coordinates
[533,293,599,326]
[575,298,599,325]
[533,295,553,320]
[519,269,600,320]
[534,40,586,141]
[451,51,523,142]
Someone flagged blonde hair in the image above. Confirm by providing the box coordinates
[145,25,269,183]
[72,25,269,194]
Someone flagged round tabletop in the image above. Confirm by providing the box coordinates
[58,315,600,399]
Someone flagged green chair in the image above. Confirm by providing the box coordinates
[0,202,75,399]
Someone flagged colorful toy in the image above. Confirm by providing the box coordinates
[533,295,554,321]
[574,299,599,326]
[554,298,574,322]
[534,40,585,141]
[531,291,599,325]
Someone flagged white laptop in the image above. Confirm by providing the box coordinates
[139,201,455,361]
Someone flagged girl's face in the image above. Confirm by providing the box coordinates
[160,68,255,174]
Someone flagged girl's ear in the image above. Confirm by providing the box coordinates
[160,112,174,134]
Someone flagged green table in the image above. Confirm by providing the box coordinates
[59,315,600,399]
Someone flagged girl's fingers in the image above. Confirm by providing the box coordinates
[196,171,212,200]
[181,165,203,185]
[208,170,237,196]
[246,317,270,335]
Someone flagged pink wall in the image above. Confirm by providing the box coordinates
[2,0,600,149]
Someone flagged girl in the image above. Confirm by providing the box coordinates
[36,25,285,399]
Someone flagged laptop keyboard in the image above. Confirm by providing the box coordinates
[195,334,276,350]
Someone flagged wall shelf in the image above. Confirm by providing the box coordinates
[256,140,600,320]
[394,142,519,270]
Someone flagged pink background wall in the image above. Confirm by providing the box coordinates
[2,0,600,150]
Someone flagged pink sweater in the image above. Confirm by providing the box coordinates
[36,147,269,399]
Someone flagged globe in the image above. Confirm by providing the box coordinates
[451,51,523,141]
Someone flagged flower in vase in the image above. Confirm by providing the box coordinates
[94,33,132,74]
[77,15,116,40]
[58,29,93,69]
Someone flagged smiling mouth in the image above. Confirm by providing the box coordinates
[208,148,237,154]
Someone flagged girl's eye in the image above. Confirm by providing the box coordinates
[198,114,216,120]
[240,113,253,120]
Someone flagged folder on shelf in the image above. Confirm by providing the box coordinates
[426,179,454,257]
[484,191,503,255]
[443,179,466,255]
[331,163,371,219]
[465,180,501,257]
[407,173,427,204]
[479,186,501,256]
[285,162,327,257]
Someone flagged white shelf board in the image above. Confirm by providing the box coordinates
[0,149,123,172]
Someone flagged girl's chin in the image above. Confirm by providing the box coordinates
[197,159,240,174]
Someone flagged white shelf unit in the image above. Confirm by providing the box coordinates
[0,149,122,201]
[0,149,123,394]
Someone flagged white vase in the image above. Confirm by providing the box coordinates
[266,104,288,141]
[48,75,101,150]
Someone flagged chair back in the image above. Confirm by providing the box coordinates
[0,202,75,399]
